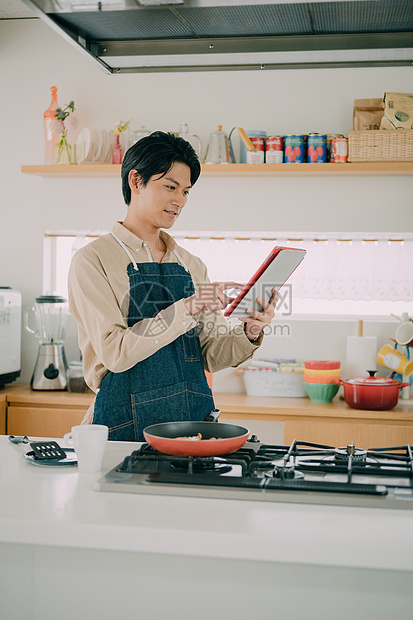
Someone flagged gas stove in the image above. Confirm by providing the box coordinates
[95,438,413,509]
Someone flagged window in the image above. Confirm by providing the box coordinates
[44,230,413,318]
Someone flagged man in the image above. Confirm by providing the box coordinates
[68,131,277,441]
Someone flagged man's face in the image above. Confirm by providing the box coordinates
[135,162,192,230]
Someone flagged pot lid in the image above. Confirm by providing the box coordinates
[345,376,403,386]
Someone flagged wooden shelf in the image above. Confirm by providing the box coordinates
[21,162,413,178]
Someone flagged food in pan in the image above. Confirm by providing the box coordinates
[174,433,222,441]
[175,433,203,441]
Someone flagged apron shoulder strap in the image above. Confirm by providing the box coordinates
[172,249,190,272]
[111,232,139,271]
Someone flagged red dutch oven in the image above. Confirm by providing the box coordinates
[339,374,409,411]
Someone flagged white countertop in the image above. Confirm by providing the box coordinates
[1,435,412,572]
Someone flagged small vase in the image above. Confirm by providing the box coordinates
[55,133,72,165]
[112,134,123,164]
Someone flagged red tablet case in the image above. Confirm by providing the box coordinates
[224,246,306,318]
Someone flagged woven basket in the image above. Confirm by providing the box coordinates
[348,130,413,161]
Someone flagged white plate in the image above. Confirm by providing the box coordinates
[75,128,91,163]
[99,129,110,162]
[24,448,78,467]
[90,129,102,162]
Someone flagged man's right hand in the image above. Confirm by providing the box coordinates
[184,282,243,316]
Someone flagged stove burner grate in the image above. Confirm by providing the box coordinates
[171,457,232,474]
[334,445,367,462]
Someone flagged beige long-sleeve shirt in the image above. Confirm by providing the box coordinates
[68,222,262,422]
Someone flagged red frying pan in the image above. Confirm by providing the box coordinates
[143,421,250,457]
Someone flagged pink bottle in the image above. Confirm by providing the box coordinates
[112,134,123,164]
[43,86,60,165]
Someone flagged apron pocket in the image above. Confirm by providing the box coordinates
[108,420,136,442]
[186,381,215,422]
[181,328,201,362]
[131,381,189,438]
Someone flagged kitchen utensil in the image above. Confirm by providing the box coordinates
[29,440,67,460]
[239,130,266,163]
[238,128,256,152]
[64,424,108,473]
[377,344,413,376]
[24,448,77,467]
[339,374,409,410]
[204,125,231,164]
[25,295,68,390]
[143,412,249,456]
[8,435,29,444]
[303,382,340,403]
[178,122,203,157]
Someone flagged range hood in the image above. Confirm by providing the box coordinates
[22,0,413,74]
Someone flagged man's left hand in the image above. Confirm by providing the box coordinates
[240,287,278,342]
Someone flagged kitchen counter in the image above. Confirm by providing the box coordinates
[5,385,413,447]
[1,435,412,619]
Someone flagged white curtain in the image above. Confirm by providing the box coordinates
[174,233,413,302]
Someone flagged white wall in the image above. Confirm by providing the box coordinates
[1,19,412,385]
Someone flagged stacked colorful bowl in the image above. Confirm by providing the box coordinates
[303,361,341,403]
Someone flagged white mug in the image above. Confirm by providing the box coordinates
[64,424,108,473]
[395,321,413,348]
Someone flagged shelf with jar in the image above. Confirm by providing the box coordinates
[20,162,413,177]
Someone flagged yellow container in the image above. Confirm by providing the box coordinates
[377,344,413,376]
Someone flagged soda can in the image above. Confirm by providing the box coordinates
[266,136,283,163]
[307,133,327,163]
[246,136,265,164]
[284,135,305,163]
[332,137,348,163]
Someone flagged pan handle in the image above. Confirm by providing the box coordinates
[204,409,221,422]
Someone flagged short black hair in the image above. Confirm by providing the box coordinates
[121,131,201,206]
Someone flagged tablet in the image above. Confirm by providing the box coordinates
[224,246,306,318]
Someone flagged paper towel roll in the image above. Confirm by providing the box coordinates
[346,336,378,379]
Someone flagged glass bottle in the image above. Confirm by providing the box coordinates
[43,86,60,165]
[178,122,203,158]
[132,125,151,145]
[55,133,72,165]
[112,133,123,164]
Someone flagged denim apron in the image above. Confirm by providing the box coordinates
[93,233,215,441]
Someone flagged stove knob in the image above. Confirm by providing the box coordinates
[44,364,59,380]
[248,435,260,443]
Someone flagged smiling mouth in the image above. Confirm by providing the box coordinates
[165,210,178,216]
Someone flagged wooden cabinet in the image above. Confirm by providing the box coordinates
[215,393,413,448]
[0,385,35,435]
[4,386,413,447]
[0,393,6,435]
[6,387,94,438]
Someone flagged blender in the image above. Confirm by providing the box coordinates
[25,295,68,390]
